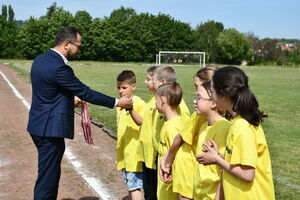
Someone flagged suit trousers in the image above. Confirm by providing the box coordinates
[31,135,65,200]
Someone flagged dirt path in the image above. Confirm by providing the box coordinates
[0,64,128,200]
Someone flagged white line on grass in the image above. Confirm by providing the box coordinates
[0,70,30,110]
[0,69,115,200]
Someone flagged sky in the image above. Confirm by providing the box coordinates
[1,0,300,39]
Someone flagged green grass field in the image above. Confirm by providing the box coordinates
[1,59,300,199]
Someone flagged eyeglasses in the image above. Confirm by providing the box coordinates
[67,40,81,49]
[195,95,212,101]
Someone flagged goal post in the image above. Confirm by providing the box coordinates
[156,51,206,68]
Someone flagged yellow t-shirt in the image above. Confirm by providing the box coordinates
[157,116,181,200]
[138,96,157,169]
[173,137,195,198]
[170,112,206,198]
[152,98,190,153]
[222,116,275,200]
[193,118,230,200]
[181,112,207,153]
[116,96,146,172]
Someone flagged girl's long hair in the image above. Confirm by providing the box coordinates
[212,66,267,126]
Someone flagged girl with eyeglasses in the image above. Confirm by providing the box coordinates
[197,66,275,200]
[160,66,230,200]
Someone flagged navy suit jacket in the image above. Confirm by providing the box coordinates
[27,50,116,139]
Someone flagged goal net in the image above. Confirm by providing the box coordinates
[156,51,206,67]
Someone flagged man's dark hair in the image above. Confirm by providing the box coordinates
[55,26,82,46]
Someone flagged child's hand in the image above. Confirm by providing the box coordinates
[202,139,219,154]
[196,143,219,165]
[160,154,172,183]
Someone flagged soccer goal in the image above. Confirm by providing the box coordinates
[156,51,206,68]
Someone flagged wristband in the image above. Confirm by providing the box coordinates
[125,107,133,111]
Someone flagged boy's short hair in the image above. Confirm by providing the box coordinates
[147,66,158,76]
[157,82,182,108]
[117,70,136,84]
[153,66,177,82]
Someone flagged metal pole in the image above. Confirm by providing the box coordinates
[200,55,202,68]
[203,52,206,67]
[159,52,161,66]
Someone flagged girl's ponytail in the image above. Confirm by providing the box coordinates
[234,86,266,126]
[213,66,267,126]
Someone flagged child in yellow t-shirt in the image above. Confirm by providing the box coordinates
[193,81,230,200]
[116,70,146,200]
[152,66,190,153]
[129,65,190,199]
[160,66,229,200]
[197,66,275,200]
[186,64,220,153]
[156,82,183,200]
[127,66,158,199]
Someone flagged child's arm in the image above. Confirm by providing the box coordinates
[128,109,143,126]
[160,134,183,182]
[196,140,255,182]
[214,174,224,200]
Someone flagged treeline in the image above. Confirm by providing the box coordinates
[1,3,299,66]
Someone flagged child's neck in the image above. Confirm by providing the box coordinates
[127,94,134,98]
[225,101,238,119]
[164,107,179,121]
[205,111,223,126]
[228,105,238,119]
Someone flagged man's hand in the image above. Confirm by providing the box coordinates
[117,96,133,109]
[74,96,82,108]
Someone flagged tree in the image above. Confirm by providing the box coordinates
[16,17,48,59]
[126,13,157,61]
[103,7,139,61]
[0,12,18,58]
[216,28,252,64]
[260,38,283,64]
[16,7,74,59]
[1,5,7,21]
[71,11,93,60]
[192,20,224,62]
[149,13,192,60]
[88,18,117,61]
[8,5,14,22]
[46,2,58,18]
[108,6,136,25]
[246,31,261,65]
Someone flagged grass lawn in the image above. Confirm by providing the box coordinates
[1,59,299,199]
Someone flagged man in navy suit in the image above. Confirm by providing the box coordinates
[27,26,132,200]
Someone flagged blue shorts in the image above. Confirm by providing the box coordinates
[121,169,143,191]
